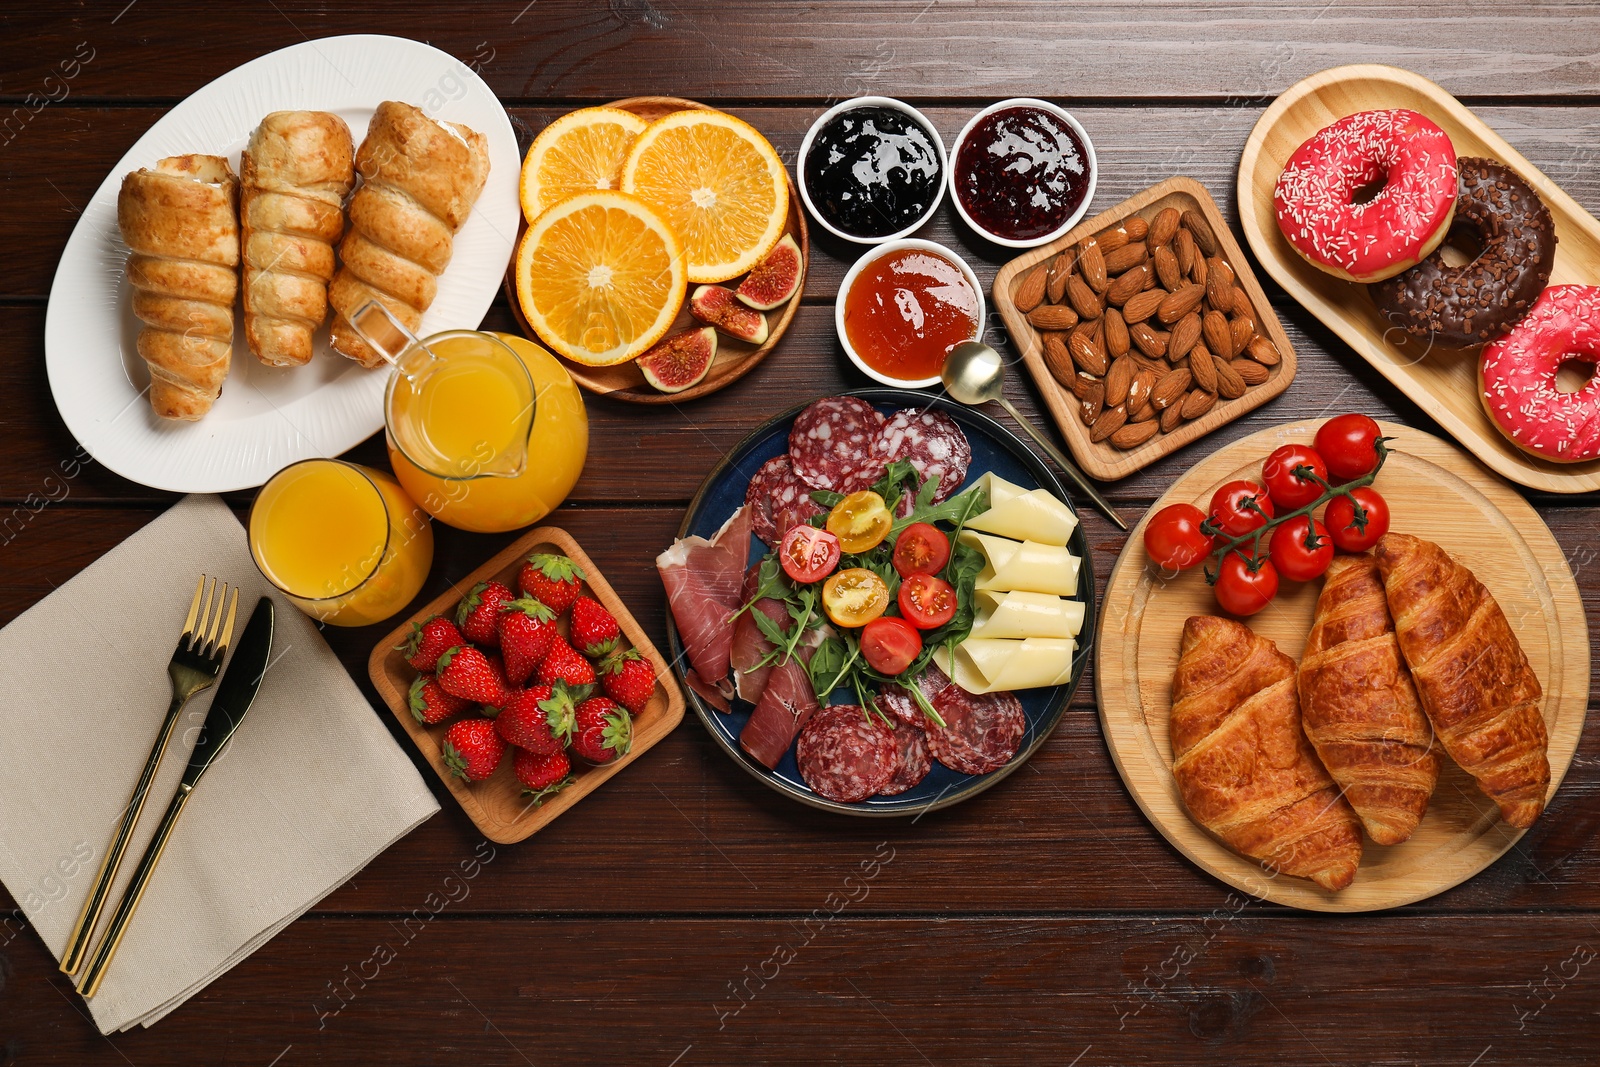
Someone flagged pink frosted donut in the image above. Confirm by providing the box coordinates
[1480,286,1600,463]
[1273,109,1458,283]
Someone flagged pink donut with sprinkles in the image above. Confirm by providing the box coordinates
[1480,286,1600,463]
[1273,109,1458,284]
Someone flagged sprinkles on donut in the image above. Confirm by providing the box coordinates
[1479,286,1600,464]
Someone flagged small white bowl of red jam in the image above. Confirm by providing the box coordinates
[835,238,986,389]
[798,96,947,245]
[948,98,1097,248]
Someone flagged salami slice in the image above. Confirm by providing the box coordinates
[876,408,972,503]
[745,455,822,548]
[874,684,926,729]
[788,396,887,492]
[927,687,1026,775]
[877,721,932,796]
[796,703,896,803]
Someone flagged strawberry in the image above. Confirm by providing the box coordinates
[398,615,464,673]
[538,638,596,689]
[408,674,469,726]
[518,553,586,614]
[597,645,656,714]
[494,684,580,755]
[570,696,633,765]
[569,595,621,657]
[442,718,506,782]
[435,645,510,707]
[513,746,572,804]
[455,579,515,647]
[497,597,559,685]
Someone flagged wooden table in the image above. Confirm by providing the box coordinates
[4,4,1598,1063]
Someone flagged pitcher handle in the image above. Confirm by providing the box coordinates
[348,301,430,377]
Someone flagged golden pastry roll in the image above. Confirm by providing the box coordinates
[965,473,1078,546]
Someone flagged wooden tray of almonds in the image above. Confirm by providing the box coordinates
[992,176,1297,482]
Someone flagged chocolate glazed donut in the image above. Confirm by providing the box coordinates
[1370,158,1556,348]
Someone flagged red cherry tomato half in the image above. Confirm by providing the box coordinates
[779,525,841,584]
[1262,444,1329,510]
[861,615,923,675]
[1209,480,1276,537]
[897,573,958,630]
[1143,503,1216,571]
[1214,550,1279,616]
[892,522,951,577]
[1325,487,1391,552]
[1269,516,1334,582]
[1315,413,1384,482]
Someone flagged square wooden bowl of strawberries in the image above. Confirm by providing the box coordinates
[369,526,685,843]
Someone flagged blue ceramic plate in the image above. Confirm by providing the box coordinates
[665,388,1097,816]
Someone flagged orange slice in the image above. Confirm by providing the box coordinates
[620,110,789,283]
[519,107,650,224]
[514,191,686,367]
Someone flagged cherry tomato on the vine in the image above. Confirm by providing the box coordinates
[1262,444,1329,510]
[897,573,957,629]
[860,616,922,675]
[1315,413,1384,481]
[892,522,951,577]
[1325,487,1391,552]
[1143,503,1215,571]
[1269,516,1333,582]
[779,525,841,584]
[1209,480,1276,537]
[1213,550,1279,616]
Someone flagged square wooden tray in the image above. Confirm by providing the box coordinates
[368,526,685,844]
[992,176,1298,482]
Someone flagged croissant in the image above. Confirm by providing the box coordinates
[1298,553,1440,844]
[241,111,354,366]
[1374,533,1550,827]
[329,101,490,368]
[1171,615,1362,891]
[116,154,238,420]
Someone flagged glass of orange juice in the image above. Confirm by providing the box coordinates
[249,459,433,627]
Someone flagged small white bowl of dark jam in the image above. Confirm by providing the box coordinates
[798,97,947,245]
[948,98,1097,249]
[835,238,986,389]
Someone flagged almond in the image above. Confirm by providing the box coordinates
[1232,358,1270,386]
[1103,241,1148,275]
[1160,400,1185,433]
[1079,380,1105,425]
[1156,284,1204,325]
[1206,257,1235,305]
[1110,420,1160,449]
[1106,264,1150,307]
[1078,239,1108,293]
[1189,341,1217,392]
[1153,244,1182,291]
[1213,354,1246,399]
[1046,251,1074,304]
[1123,216,1149,241]
[1166,312,1202,360]
[1202,310,1232,361]
[1181,388,1217,419]
[1028,304,1080,331]
[1103,307,1130,358]
[1042,334,1075,387]
[1229,286,1255,319]
[1104,355,1135,406]
[1151,367,1192,409]
[1190,251,1208,288]
[1121,288,1166,324]
[1182,210,1218,256]
[1127,367,1157,411]
[1129,321,1166,359]
[1096,227,1129,254]
[1148,207,1181,248]
[1069,369,1099,400]
[1066,275,1103,320]
[1128,401,1157,424]
[1089,404,1127,443]
[1014,262,1048,313]
[1069,323,1108,376]
[1174,227,1196,275]
[1246,335,1282,366]
[1229,315,1254,357]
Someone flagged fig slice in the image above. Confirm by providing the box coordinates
[637,327,717,393]
[689,284,770,345]
[735,234,803,310]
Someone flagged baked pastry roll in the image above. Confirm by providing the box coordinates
[1374,533,1549,827]
[1298,553,1440,844]
[1171,615,1362,891]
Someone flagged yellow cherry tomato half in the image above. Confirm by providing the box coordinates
[826,490,893,554]
[821,567,890,628]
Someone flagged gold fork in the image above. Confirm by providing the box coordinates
[59,576,239,976]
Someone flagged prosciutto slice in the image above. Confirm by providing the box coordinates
[730,564,789,704]
[656,506,752,706]
[740,624,830,770]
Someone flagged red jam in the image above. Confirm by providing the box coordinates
[954,106,1091,242]
[844,248,979,382]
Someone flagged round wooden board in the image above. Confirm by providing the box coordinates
[1095,420,1590,912]
[503,95,809,404]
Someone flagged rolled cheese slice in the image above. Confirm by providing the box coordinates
[961,531,1080,596]
[965,473,1078,546]
[937,637,1077,694]
[970,589,1085,640]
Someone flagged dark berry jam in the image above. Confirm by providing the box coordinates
[954,106,1091,241]
[803,105,942,239]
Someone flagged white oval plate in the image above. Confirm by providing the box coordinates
[44,34,521,493]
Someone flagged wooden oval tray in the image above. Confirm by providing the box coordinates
[1238,64,1600,494]
[368,525,685,844]
[504,95,808,404]
[992,176,1297,482]
[1096,420,1588,912]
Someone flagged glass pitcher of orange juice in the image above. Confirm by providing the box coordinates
[347,301,589,534]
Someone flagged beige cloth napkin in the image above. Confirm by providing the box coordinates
[0,494,439,1032]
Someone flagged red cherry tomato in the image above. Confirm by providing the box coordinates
[1262,444,1329,510]
[1315,413,1384,481]
[897,573,958,629]
[779,525,841,584]
[1209,480,1276,537]
[1214,550,1279,616]
[1143,503,1216,571]
[1325,487,1391,552]
[892,522,951,577]
[861,616,923,675]
[1269,516,1334,582]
